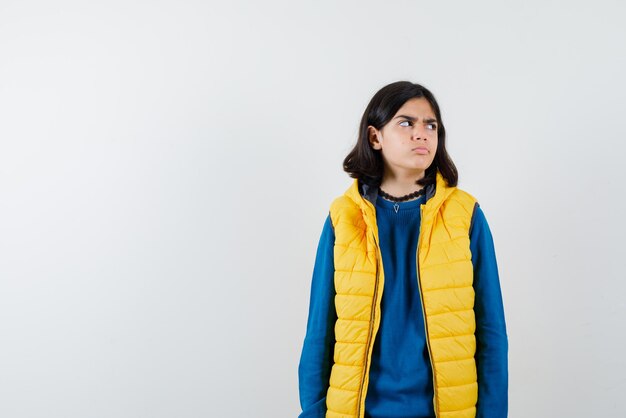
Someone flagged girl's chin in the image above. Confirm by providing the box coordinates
[405,163,430,171]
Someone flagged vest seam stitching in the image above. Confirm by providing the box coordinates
[434,356,475,364]
[430,332,475,341]
[331,361,363,366]
[327,386,359,393]
[420,258,472,270]
[423,285,474,293]
[334,244,376,252]
[439,404,477,413]
[335,293,378,297]
[335,318,369,322]
[438,381,477,389]
[428,235,472,245]
[426,307,473,317]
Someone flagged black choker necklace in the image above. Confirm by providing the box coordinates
[378,187,425,202]
[378,186,425,214]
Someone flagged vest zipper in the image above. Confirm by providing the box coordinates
[417,204,439,417]
[356,231,380,418]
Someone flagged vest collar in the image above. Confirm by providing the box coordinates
[346,170,448,210]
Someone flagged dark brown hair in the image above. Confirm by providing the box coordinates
[343,81,458,188]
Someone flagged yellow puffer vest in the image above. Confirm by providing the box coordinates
[326,171,479,418]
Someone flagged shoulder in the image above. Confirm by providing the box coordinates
[449,186,479,206]
[329,198,365,234]
[329,195,354,211]
[328,182,363,228]
[441,186,480,222]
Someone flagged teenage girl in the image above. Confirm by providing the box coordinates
[298,81,508,418]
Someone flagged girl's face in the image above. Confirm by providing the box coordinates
[368,97,438,179]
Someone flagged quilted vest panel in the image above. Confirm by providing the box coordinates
[326,171,478,418]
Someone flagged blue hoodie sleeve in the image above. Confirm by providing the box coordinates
[298,213,337,418]
[470,204,509,418]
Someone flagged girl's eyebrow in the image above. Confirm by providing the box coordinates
[394,115,438,123]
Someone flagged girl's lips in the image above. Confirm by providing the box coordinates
[413,147,428,154]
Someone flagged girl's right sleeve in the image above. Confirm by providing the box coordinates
[298,213,337,418]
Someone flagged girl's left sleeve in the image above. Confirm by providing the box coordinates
[470,204,509,418]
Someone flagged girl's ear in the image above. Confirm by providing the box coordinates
[368,126,382,150]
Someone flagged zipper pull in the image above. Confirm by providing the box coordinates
[393,203,399,213]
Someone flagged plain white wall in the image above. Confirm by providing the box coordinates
[1,1,625,417]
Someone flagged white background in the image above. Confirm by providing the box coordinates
[1,1,625,417]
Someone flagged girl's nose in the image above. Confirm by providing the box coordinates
[412,126,428,139]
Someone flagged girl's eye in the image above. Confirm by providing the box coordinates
[426,123,437,130]
[399,120,412,127]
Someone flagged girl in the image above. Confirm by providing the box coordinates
[298,81,508,418]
